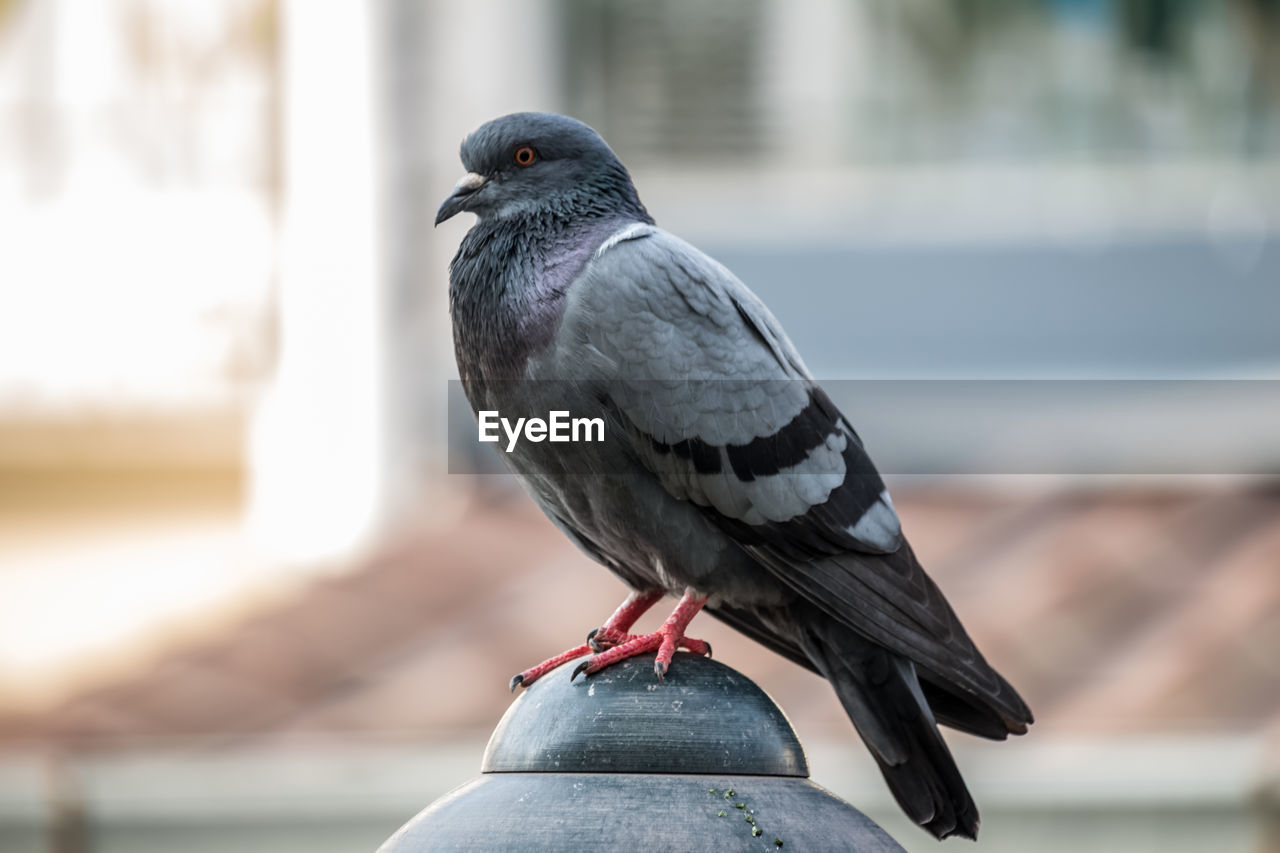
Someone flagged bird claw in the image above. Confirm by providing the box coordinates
[516,590,710,688]
[588,626,629,652]
[509,673,524,693]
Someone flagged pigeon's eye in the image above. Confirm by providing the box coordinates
[513,146,538,167]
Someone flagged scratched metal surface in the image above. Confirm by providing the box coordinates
[482,654,807,776]
[381,773,903,852]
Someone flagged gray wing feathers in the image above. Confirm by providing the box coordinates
[563,226,891,534]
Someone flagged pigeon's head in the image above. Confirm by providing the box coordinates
[435,112,650,227]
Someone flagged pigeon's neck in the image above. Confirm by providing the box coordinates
[450,211,642,379]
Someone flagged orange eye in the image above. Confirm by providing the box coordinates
[513,146,537,167]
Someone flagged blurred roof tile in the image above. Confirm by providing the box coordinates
[1,486,1277,745]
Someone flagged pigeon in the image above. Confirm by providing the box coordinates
[436,112,1032,841]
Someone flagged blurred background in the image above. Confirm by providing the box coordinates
[1,1,1278,851]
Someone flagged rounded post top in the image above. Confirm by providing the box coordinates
[482,652,809,776]
[379,651,906,852]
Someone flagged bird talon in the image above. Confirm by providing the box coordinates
[654,660,667,681]
[508,673,524,692]
[703,641,712,658]
[571,660,592,681]
[587,627,605,653]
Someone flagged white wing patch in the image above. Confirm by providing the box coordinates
[847,489,901,552]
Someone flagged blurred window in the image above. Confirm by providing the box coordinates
[561,0,1280,166]
[561,0,766,164]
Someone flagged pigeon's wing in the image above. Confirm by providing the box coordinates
[563,225,903,556]
[562,226,1029,726]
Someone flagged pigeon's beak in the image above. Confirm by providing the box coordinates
[435,172,488,226]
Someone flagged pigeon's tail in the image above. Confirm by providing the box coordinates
[801,627,980,841]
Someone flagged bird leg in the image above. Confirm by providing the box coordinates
[572,588,710,682]
[585,588,665,651]
[509,589,661,690]
[508,588,710,690]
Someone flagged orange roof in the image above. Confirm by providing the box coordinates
[3,486,1277,745]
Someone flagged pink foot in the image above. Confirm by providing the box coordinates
[510,589,663,691]
[588,627,711,657]
[509,588,710,689]
[508,642,595,692]
[571,588,709,681]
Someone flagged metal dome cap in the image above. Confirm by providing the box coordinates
[482,653,808,776]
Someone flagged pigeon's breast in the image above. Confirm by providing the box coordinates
[450,218,625,383]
